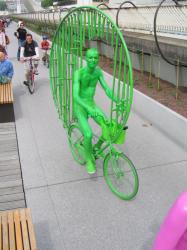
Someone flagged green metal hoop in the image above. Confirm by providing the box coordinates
[49,6,133,130]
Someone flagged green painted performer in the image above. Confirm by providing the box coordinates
[73,48,117,174]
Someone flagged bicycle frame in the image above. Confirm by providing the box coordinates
[73,129,122,162]
[28,59,34,82]
[94,135,121,158]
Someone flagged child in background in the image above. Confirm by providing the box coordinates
[41,35,50,66]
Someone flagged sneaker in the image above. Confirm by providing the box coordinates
[23,81,28,86]
[86,160,96,174]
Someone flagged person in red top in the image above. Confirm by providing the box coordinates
[41,35,50,66]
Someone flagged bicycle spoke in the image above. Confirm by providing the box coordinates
[104,152,139,200]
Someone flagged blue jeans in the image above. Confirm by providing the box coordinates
[17,39,25,60]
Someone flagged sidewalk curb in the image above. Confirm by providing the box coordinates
[104,71,187,150]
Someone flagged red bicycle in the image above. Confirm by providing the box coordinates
[24,57,39,94]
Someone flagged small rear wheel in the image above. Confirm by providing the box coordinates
[103,152,139,200]
[68,124,86,165]
[28,72,35,94]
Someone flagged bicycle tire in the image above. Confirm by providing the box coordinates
[68,124,86,165]
[28,72,35,94]
[103,152,139,200]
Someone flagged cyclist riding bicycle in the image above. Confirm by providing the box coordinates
[41,35,50,65]
[20,33,39,86]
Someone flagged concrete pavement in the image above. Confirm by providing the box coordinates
[6,22,187,250]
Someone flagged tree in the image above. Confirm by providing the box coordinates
[41,0,53,8]
[55,0,76,5]
[0,1,7,11]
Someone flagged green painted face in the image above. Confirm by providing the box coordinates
[86,49,99,69]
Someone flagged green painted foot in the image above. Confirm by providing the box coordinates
[86,160,96,174]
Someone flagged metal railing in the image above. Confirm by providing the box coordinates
[13,3,187,37]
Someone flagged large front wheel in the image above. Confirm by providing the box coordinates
[103,152,139,200]
[68,124,86,165]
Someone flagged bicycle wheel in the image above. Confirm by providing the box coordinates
[103,152,139,200]
[68,124,86,165]
[28,72,35,94]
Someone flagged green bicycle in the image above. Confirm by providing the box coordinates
[68,112,139,200]
[50,6,139,200]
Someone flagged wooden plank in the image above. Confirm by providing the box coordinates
[0,169,21,177]
[2,84,4,103]
[26,208,37,250]
[0,186,24,197]
[1,85,3,103]
[20,209,30,250]
[10,83,13,102]
[3,84,5,104]
[7,84,10,103]
[0,85,2,103]
[8,212,16,250]
[0,122,15,128]
[0,174,22,183]
[5,84,7,103]
[0,193,24,203]
[0,152,18,160]
[7,84,9,103]
[2,212,9,250]
[0,215,2,250]
[3,84,6,104]
[0,179,23,189]
[14,210,23,250]
[0,200,25,211]
[0,162,20,171]
[11,85,13,102]
[0,121,25,211]
[0,83,13,104]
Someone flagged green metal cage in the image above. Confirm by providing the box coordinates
[49,6,133,130]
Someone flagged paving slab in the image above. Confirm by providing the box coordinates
[25,187,66,250]
[48,160,187,250]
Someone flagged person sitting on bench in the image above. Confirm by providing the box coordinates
[0,51,13,84]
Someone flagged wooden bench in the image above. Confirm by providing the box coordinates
[0,208,37,250]
[0,83,13,104]
[0,83,14,123]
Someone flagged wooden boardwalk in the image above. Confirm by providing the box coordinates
[0,123,25,211]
